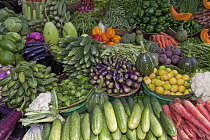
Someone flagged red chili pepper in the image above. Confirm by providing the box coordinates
[91,35,102,42]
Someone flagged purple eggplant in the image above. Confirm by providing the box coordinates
[90,72,95,77]
[113,70,117,80]
[8,125,27,140]
[114,81,120,91]
[115,76,119,81]
[93,84,98,88]
[118,76,124,83]
[131,65,137,71]
[119,88,123,94]
[93,68,98,73]
[133,75,139,81]
[105,80,110,86]
[108,82,114,89]
[125,63,131,70]
[0,110,22,140]
[107,89,113,94]
[117,68,124,74]
[0,106,12,116]
[115,61,122,69]
[133,71,141,76]
[121,62,127,69]
[113,89,119,94]
[90,79,97,85]
[137,77,143,83]
[106,66,111,71]
[96,79,101,84]
[101,70,108,76]
[128,70,135,79]
[111,56,117,61]
[98,67,106,74]
[95,65,102,70]
[126,79,133,87]
[123,58,129,62]
[98,63,106,68]
[121,83,131,93]
[92,74,98,80]
[132,82,139,89]
[108,57,113,65]
[105,73,112,80]
[124,72,129,79]
[102,59,110,66]
[102,87,108,91]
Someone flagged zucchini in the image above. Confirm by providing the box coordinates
[91,105,103,135]
[140,107,150,133]
[61,115,71,140]
[146,130,157,140]
[104,101,117,132]
[150,96,162,118]
[120,97,131,116]
[160,111,177,137]
[81,113,90,140]
[99,117,112,140]
[126,129,137,140]
[70,111,81,140]
[128,103,142,130]
[113,99,128,133]
[48,118,62,140]
[136,124,146,140]
[150,111,163,137]
[42,123,52,140]
[111,128,121,140]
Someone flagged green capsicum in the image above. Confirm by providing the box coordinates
[142,17,149,23]
[161,7,170,13]
[145,8,154,16]
[128,17,135,25]
[138,23,146,30]
[149,16,158,25]
[145,25,154,33]
[131,11,138,18]
[164,13,171,21]
[157,0,167,4]
[154,9,162,16]
[157,16,165,24]
[138,9,145,18]
[161,2,170,8]
[151,2,158,10]
[154,24,164,33]
[142,1,150,9]
[163,22,170,28]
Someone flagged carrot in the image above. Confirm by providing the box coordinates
[159,35,166,48]
[155,35,163,47]
[185,120,202,138]
[166,38,174,46]
[197,129,206,139]
[196,103,210,122]
[196,98,206,106]
[182,100,210,131]
[169,102,182,128]
[173,103,210,136]
[174,98,182,104]
[152,35,158,43]
[177,128,190,140]
[159,32,173,39]
[181,120,194,138]
[169,38,178,46]
[162,104,173,120]
[206,100,210,113]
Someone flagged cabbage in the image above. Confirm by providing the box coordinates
[4,17,22,32]
[6,32,21,42]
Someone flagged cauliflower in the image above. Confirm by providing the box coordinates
[191,72,210,101]
[29,92,52,111]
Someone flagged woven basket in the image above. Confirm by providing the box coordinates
[66,0,82,13]
[115,29,134,36]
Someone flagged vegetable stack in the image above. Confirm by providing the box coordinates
[163,98,210,139]
[0,61,58,108]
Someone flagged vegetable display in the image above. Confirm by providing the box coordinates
[90,56,142,95]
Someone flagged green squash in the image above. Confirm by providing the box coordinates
[175,23,188,42]
[178,50,198,73]
[86,76,109,113]
[135,41,158,76]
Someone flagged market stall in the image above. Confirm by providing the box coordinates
[0,0,210,139]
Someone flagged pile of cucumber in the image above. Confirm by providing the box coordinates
[0,61,58,108]
[42,96,177,140]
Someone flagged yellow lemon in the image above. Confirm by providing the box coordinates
[143,76,152,85]
[163,90,171,95]
[184,81,189,86]
[159,65,166,70]
[165,68,172,72]
[178,86,186,92]
[158,69,167,76]
[149,73,156,79]
[153,68,158,74]
[155,86,164,93]
[167,72,174,79]
[156,76,161,80]
[165,81,169,84]
[148,84,156,91]
[182,74,190,81]
[172,70,178,75]
[152,79,157,84]
[170,92,176,95]
[169,77,177,85]
[177,79,185,86]
[170,85,178,92]
[163,83,171,90]
[154,79,164,87]
[160,73,169,81]
[175,74,182,79]
[184,89,190,94]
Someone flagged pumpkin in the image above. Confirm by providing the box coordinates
[135,41,158,76]
[175,23,188,42]
[200,29,210,43]
[86,76,109,113]
[170,5,192,21]
[178,50,198,73]
[203,0,210,9]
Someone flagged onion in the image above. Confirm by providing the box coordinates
[0,71,8,79]
[125,79,133,87]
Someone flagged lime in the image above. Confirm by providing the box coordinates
[159,65,166,70]
[155,86,164,93]
[148,84,156,91]
[163,83,171,90]
[170,85,178,92]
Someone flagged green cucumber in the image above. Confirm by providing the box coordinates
[150,96,162,118]
[157,127,170,140]
[143,95,152,109]
[70,111,81,140]
[146,130,157,140]
[120,97,131,116]
[121,134,128,140]
[137,97,144,111]
[99,117,113,140]
[128,103,142,129]
[136,124,146,140]
[81,113,90,140]
[90,130,99,140]
[111,128,121,140]
[0,76,11,85]
[91,105,103,135]
[140,107,150,133]
[127,97,134,110]
[126,129,137,140]
[42,123,52,140]
[150,112,163,137]
[104,101,117,132]
[113,99,128,133]
[160,111,177,137]
[48,118,62,140]
[61,115,71,140]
